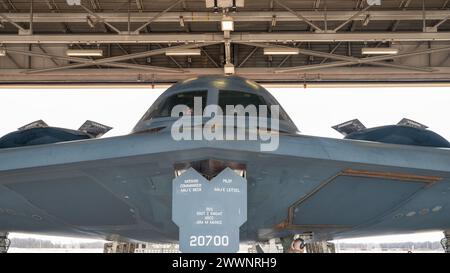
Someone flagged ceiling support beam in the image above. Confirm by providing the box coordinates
[391,0,412,32]
[333,5,371,32]
[44,0,56,11]
[276,60,433,73]
[314,0,321,9]
[232,32,450,43]
[320,42,342,64]
[74,44,101,69]
[201,48,219,68]
[95,62,183,73]
[36,44,59,66]
[0,13,26,32]
[0,0,8,10]
[43,0,72,34]
[224,39,232,65]
[1,0,16,11]
[277,43,304,67]
[134,0,183,33]
[273,0,322,32]
[4,67,450,84]
[5,11,450,23]
[3,32,450,44]
[79,3,121,34]
[10,43,216,66]
[237,42,358,62]
[7,43,217,74]
[89,0,101,12]
[433,14,450,29]
[4,54,23,69]
[237,42,435,73]
[276,46,450,73]
[238,47,258,68]
[29,0,34,34]
[116,44,138,64]
[156,44,183,69]
[6,48,183,74]
[136,0,144,12]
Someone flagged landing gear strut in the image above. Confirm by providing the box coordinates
[291,238,306,252]
[103,241,137,253]
[280,235,307,253]
[305,241,336,253]
[280,234,336,253]
[0,232,10,253]
[441,231,450,253]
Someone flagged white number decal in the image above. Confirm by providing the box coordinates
[189,235,229,247]
[189,236,196,246]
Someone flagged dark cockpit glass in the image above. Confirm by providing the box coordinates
[144,91,207,120]
[218,90,290,121]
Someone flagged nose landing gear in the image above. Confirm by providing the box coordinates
[291,238,306,252]
[305,241,336,253]
[0,232,10,254]
[253,236,333,253]
[280,234,335,253]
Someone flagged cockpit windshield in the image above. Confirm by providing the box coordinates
[218,90,290,121]
[144,90,207,120]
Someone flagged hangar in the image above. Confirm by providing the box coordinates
[1,0,450,254]
[1,0,450,85]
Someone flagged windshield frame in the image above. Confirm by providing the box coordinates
[142,90,209,121]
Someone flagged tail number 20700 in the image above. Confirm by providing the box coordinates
[189,235,229,247]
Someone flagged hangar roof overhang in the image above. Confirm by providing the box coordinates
[1,0,450,85]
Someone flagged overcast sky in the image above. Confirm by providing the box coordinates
[1,86,448,245]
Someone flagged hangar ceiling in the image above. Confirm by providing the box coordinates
[1,0,450,85]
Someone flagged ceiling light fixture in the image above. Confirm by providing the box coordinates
[66,49,103,57]
[221,15,234,31]
[165,49,201,56]
[361,47,399,55]
[263,47,299,55]
[224,63,235,74]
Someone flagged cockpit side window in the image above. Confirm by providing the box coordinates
[144,91,207,120]
[218,90,290,121]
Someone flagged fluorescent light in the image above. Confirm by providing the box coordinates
[263,47,299,55]
[361,47,399,55]
[0,49,6,56]
[221,15,234,31]
[165,49,201,56]
[66,49,103,57]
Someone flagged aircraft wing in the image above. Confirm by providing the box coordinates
[0,131,449,242]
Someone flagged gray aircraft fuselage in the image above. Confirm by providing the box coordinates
[0,75,450,246]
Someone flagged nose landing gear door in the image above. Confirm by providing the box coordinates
[172,167,247,253]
